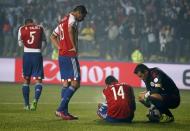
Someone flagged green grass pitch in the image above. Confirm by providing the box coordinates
[0,83,190,131]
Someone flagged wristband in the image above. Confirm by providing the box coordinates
[144,91,150,99]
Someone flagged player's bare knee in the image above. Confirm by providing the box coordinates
[24,77,30,85]
[71,81,80,89]
[35,79,42,84]
[62,80,69,87]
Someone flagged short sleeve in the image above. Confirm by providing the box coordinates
[53,26,60,36]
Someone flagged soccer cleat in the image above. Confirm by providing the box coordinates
[67,113,78,120]
[30,100,37,111]
[24,105,30,111]
[55,111,78,120]
[160,114,174,123]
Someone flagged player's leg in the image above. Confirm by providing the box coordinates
[97,103,108,120]
[22,77,30,110]
[22,53,32,110]
[57,80,70,112]
[160,94,180,122]
[139,92,163,122]
[30,53,44,111]
[148,94,174,122]
[56,80,79,117]
[30,79,43,111]
[62,57,81,118]
[56,56,80,120]
[65,80,80,119]
[56,80,76,120]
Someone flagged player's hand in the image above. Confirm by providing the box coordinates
[68,48,76,52]
[138,91,146,101]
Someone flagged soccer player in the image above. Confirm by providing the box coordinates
[97,75,136,123]
[134,64,180,122]
[50,5,87,120]
[18,18,47,111]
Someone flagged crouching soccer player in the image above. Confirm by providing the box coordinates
[18,18,47,111]
[134,64,180,122]
[97,75,136,123]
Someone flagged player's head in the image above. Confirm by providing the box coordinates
[72,5,87,22]
[134,64,149,81]
[105,75,118,85]
[24,18,34,25]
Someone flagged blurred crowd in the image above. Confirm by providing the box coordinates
[0,0,190,63]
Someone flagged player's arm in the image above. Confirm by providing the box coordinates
[41,28,47,51]
[68,24,76,52]
[17,27,23,47]
[50,32,60,50]
[128,86,136,111]
[144,73,163,100]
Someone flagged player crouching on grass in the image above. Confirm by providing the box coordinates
[134,64,180,123]
[97,75,136,123]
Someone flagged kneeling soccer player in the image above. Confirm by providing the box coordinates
[97,75,136,123]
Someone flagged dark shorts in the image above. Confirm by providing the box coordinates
[58,56,80,81]
[23,52,44,79]
[162,93,180,109]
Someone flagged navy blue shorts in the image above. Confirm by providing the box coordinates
[97,103,132,123]
[58,56,80,81]
[23,52,44,79]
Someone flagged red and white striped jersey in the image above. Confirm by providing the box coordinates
[103,82,136,119]
[18,24,46,52]
[53,13,78,57]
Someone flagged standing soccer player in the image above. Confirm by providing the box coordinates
[97,75,136,123]
[50,5,87,120]
[18,19,47,111]
[134,64,180,122]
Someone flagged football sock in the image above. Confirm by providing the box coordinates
[22,84,30,106]
[61,86,69,113]
[61,86,67,98]
[34,83,43,102]
[57,86,75,113]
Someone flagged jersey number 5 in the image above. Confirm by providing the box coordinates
[111,86,125,100]
[27,31,36,44]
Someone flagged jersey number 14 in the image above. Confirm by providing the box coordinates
[111,86,125,100]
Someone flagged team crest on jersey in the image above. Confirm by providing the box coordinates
[150,82,155,87]
[154,78,158,83]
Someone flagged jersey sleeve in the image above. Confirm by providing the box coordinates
[68,14,77,29]
[53,26,60,36]
[128,86,136,111]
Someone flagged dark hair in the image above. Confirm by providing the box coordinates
[134,64,149,74]
[73,5,87,15]
[25,18,33,25]
[105,75,118,85]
